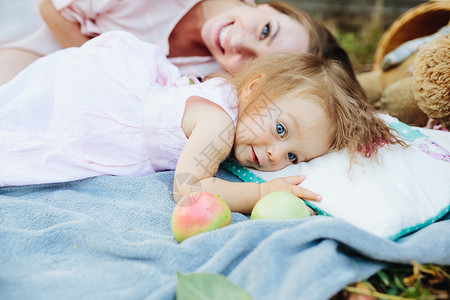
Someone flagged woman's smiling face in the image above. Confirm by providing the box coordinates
[233,95,333,172]
[201,4,310,74]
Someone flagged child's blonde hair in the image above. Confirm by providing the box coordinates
[228,53,406,163]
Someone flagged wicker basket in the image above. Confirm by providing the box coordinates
[373,1,450,68]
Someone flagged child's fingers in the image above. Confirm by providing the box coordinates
[283,175,306,184]
[291,185,322,202]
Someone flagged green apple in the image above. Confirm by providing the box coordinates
[250,190,311,220]
[171,191,231,242]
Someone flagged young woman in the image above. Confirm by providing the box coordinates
[0,0,354,84]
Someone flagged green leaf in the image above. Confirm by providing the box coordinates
[377,271,390,286]
[176,272,252,300]
[393,275,407,291]
[386,287,399,295]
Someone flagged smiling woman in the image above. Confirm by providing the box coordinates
[198,2,310,73]
[0,0,353,85]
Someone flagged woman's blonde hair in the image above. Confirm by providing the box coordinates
[227,53,406,163]
[267,1,358,81]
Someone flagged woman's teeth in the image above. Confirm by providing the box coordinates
[219,24,232,51]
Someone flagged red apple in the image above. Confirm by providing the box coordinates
[171,191,231,242]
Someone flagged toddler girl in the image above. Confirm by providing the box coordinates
[0,31,403,213]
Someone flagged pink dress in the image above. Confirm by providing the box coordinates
[0,31,238,187]
[0,0,220,77]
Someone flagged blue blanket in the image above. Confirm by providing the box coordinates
[1,169,449,300]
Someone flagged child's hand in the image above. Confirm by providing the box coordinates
[260,175,321,202]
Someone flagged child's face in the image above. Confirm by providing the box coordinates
[233,96,333,172]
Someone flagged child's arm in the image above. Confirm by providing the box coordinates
[176,96,321,214]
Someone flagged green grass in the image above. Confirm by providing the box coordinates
[321,14,384,74]
[333,25,383,73]
[318,0,386,74]
[333,262,450,299]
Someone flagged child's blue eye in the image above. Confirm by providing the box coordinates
[261,23,270,40]
[276,122,286,137]
[288,152,297,163]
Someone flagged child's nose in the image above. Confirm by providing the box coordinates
[267,146,284,164]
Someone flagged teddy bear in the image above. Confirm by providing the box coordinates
[413,33,450,130]
[356,1,450,129]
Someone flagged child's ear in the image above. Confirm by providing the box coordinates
[243,74,264,98]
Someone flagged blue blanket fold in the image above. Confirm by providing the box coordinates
[1,170,449,300]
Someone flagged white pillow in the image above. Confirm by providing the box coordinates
[223,115,450,240]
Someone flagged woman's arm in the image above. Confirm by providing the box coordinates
[176,96,320,214]
[39,0,90,48]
